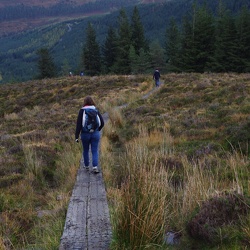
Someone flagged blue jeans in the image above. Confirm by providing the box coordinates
[81,131,100,167]
[155,79,160,87]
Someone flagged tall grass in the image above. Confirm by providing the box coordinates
[102,108,250,249]
[22,141,45,186]
[102,120,174,249]
[109,132,171,249]
[0,135,80,249]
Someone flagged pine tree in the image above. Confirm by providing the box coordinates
[236,6,250,72]
[192,4,215,72]
[131,6,147,55]
[211,10,239,72]
[165,17,181,72]
[179,15,197,72]
[179,4,215,72]
[60,58,70,76]
[102,26,118,74]
[82,23,101,76]
[149,40,166,71]
[136,48,151,74]
[129,46,151,74]
[129,46,138,74]
[37,48,56,79]
[114,9,132,74]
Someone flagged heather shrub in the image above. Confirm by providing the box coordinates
[187,193,249,245]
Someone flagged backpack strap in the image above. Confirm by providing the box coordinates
[82,109,86,128]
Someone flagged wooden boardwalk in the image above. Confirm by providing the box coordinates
[60,112,112,250]
[59,166,112,250]
[59,113,112,250]
[58,86,161,249]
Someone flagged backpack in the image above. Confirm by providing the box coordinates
[82,108,100,132]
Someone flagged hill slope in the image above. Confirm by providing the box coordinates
[0,0,164,36]
[0,73,249,248]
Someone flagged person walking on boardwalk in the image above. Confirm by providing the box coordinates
[153,69,161,87]
[75,96,104,173]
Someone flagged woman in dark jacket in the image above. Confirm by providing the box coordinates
[75,96,104,173]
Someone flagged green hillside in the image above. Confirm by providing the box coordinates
[0,73,249,248]
[0,0,141,22]
[0,0,249,83]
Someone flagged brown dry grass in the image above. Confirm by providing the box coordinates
[103,125,249,249]
[101,73,249,249]
[0,73,249,249]
[0,74,152,248]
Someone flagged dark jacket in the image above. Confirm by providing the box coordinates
[75,106,104,140]
[153,70,160,80]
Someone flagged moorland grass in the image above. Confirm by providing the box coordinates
[102,116,249,249]
[0,75,152,249]
[0,73,249,249]
[101,73,249,249]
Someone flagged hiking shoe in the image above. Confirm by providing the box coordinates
[92,166,99,174]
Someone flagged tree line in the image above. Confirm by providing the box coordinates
[166,3,250,73]
[37,3,250,79]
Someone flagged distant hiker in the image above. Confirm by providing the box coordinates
[69,71,73,77]
[153,69,160,87]
[80,71,84,76]
[75,96,104,173]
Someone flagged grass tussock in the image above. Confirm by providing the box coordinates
[108,128,171,249]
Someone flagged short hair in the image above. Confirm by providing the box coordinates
[83,96,96,106]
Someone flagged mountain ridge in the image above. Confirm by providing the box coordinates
[0,0,164,8]
[0,0,165,37]
[0,0,93,8]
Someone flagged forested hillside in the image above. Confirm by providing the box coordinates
[0,0,249,83]
[0,0,142,37]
